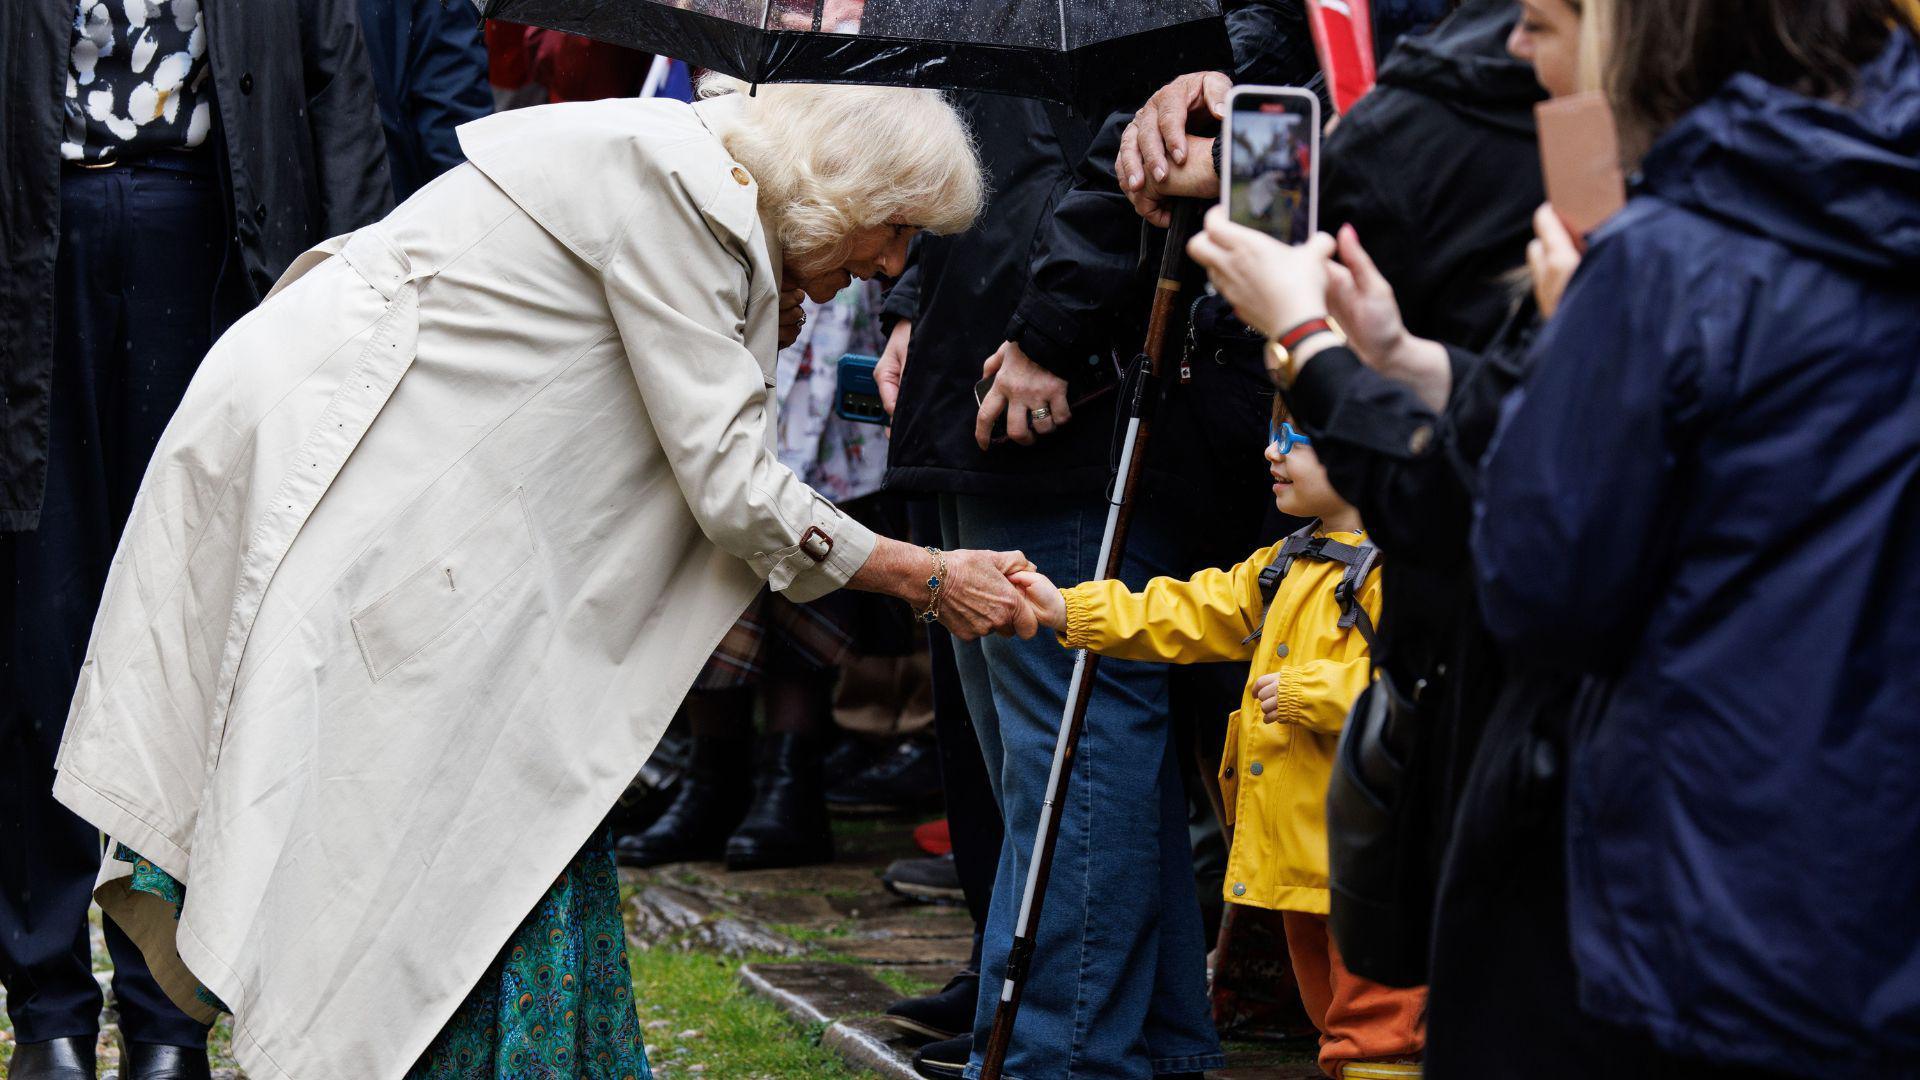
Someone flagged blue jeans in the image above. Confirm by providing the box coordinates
[942,492,1223,1080]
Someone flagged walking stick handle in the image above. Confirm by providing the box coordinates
[1142,200,1206,375]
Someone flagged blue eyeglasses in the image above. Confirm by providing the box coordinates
[1270,421,1313,455]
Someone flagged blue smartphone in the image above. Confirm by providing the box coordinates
[834,353,888,425]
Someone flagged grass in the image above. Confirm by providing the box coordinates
[629,947,865,1079]
[0,919,877,1079]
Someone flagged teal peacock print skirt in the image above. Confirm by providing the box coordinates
[111,844,651,1079]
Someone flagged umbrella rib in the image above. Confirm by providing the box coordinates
[755,0,773,87]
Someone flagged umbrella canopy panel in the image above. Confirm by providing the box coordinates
[479,0,1230,115]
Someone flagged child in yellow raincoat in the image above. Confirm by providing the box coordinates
[1014,407,1426,1080]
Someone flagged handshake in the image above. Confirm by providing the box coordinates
[907,547,1070,643]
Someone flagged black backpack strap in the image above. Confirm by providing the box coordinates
[1334,541,1383,650]
[1245,521,1322,644]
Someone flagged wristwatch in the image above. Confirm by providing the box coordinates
[1266,316,1335,389]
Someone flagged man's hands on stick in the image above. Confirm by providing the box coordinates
[976,340,1072,450]
[1120,71,1232,226]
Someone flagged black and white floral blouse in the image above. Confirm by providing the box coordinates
[62,0,213,163]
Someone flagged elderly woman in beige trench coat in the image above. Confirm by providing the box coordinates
[51,80,1031,1079]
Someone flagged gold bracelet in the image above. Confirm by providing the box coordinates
[917,547,948,625]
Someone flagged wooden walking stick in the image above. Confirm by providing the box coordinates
[978,198,1205,1080]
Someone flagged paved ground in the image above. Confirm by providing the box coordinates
[621,815,1324,1079]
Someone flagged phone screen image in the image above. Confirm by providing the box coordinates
[1225,89,1320,245]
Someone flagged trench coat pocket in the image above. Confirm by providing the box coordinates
[351,489,538,680]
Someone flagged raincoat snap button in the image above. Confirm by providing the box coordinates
[731,167,751,186]
[1250,762,1263,776]
[1232,882,1246,897]
[1275,643,1289,658]
[1223,766,1234,779]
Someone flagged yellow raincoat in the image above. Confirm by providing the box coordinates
[1059,531,1380,915]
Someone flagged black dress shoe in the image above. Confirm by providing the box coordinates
[613,734,750,868]
[724,732,833,871]
[123,1043,213,1080]
[822,735,887,791]
[911,1033,972,1080]
[882,853,965,905]
[7,1035,95,1080]
[827,737,944,815]
[883,969,979,1040]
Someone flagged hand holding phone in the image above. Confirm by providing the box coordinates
[1221,86,1322,246]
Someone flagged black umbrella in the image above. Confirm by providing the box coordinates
[476,0,1230,115]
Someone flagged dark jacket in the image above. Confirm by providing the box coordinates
[883,0,1317,502]
[882,93,1114,497]
[357,0,493,201]
[0,0,393,532]
[1475,28,1920,1075]
[1320,0,1544,350]
[1279,0,1547,987]
[1286,0,1549,845]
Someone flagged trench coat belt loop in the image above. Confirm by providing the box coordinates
[339,226,427,300]
[200,229,428,771]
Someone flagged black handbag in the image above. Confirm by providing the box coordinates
[1325,668,1439,988]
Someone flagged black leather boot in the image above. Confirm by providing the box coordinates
[725,732,833,871]
[7,1035,95,1080]
[613,735,750,867]
[124,1042,213,1080]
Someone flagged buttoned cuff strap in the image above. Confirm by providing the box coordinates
[752,514,877,603]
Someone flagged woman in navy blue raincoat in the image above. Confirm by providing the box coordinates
[1475,1,1920,1074]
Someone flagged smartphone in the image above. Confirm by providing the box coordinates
[972,360,1121,445]
[1535,91,1626,241]
[1221,86,1321,245]
[834,354,888,425]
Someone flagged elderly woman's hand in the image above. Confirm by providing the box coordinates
[939,548,1040,641]
[848,538,1036,640]
[1187,206,1337,338]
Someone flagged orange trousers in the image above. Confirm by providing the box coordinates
[1281,911,1427,1078]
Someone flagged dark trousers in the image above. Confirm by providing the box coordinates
[0,158,225,1048]
[909,499,1002,971]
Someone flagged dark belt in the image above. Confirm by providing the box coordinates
[64,148,215,176]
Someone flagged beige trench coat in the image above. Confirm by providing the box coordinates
[52,95,875,1080]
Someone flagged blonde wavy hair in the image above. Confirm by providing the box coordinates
[698,75,984,269]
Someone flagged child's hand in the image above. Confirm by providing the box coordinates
[1009,570,1067,631]
[1255,672,1283,724]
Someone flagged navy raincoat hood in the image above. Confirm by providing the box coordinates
[1640,27,1920,275]
[1473,27,1920,1077]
